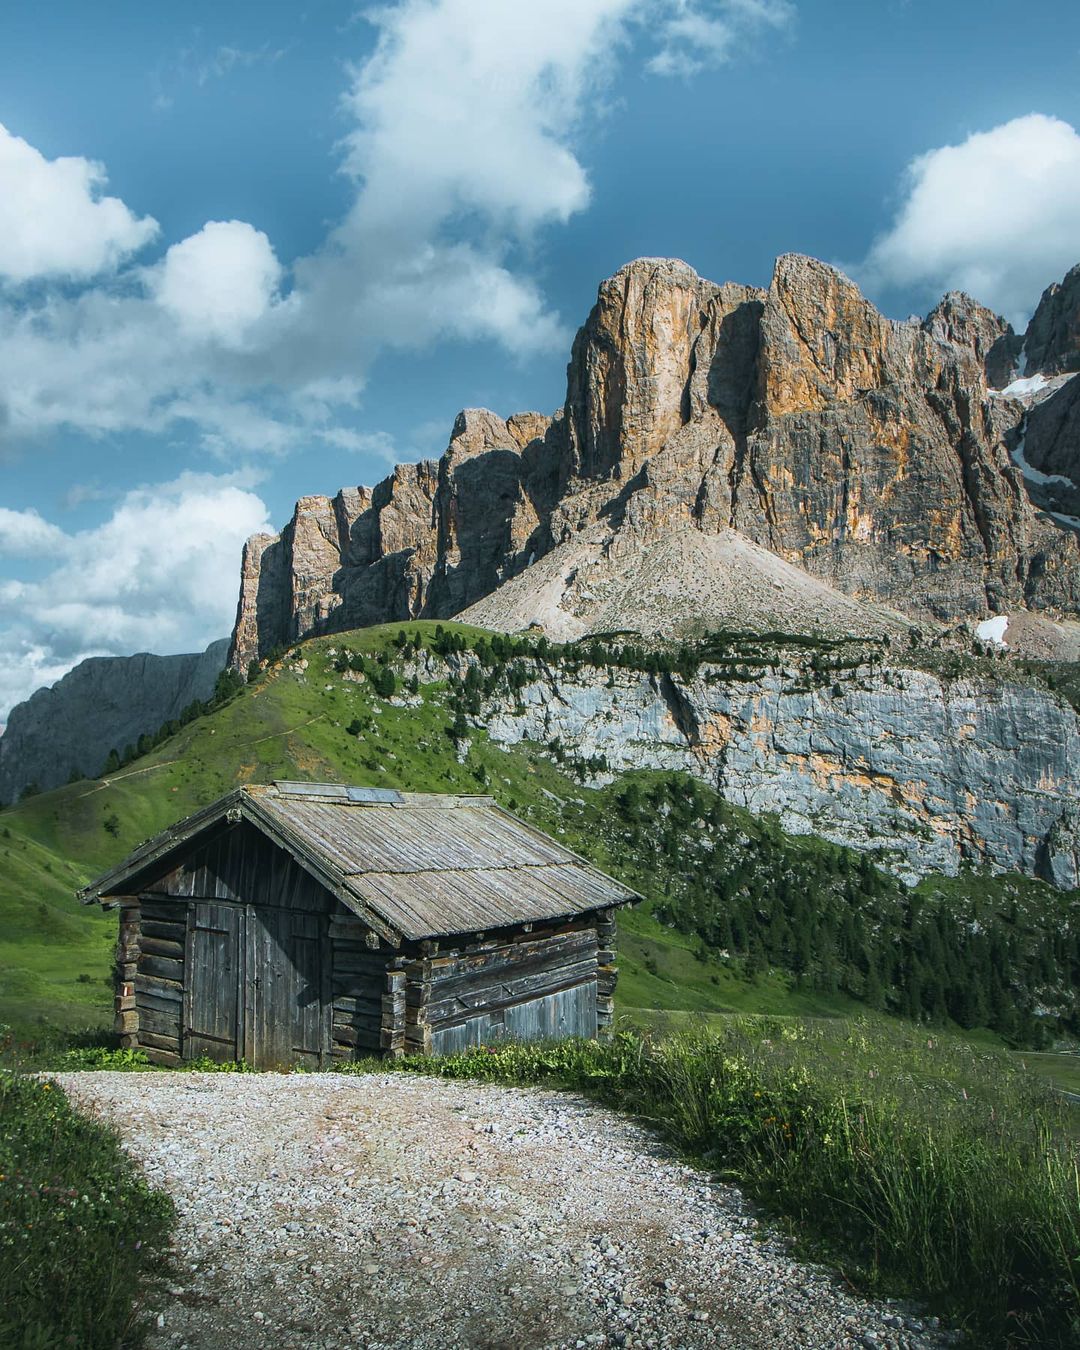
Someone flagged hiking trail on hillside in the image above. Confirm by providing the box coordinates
[56,1072,957,1350]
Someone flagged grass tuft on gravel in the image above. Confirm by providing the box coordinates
[0,1069,173,1350]
[359,1018,1080,1349]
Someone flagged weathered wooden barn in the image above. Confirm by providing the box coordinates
[78,783,639,1068]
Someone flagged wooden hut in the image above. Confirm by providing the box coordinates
[78,783,640,1068]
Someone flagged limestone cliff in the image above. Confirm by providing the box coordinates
[229,254,1080,670]
[408,646,1080,888]
[0,639,228,804]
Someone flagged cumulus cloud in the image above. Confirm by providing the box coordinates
[340,0,625,234]
[153,220,283,346]
[0,507,67,557]
[859,113,1080,328]
[0,122,159,283]
[0,0,795,455]
[0,472,272,717]
[647,0,795,77]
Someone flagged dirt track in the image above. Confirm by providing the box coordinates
[56,1072,955,1350]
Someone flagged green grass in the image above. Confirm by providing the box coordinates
[1,620,1076,1052]
[0,1070,173,1349]
[1020,1052,1080,1097]
[361,1021,1080,1349]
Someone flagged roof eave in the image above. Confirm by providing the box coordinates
[76,789,248,905]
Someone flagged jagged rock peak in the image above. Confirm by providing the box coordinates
[608,256,706,285]
[1025,263,1080,376]
[228,252,1080,673]
[447,408,552,460]
[922,290,1021,388]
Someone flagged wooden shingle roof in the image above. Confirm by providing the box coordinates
[78,782,640,944]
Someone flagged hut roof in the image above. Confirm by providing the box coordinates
[78,782,640,944]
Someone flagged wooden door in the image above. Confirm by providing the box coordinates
[185,902,243,1062]
[244,908,329,1068]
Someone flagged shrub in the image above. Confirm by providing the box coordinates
[0,1072,173,1348]
[370,666,397,699]
[379,1021,1080,1348]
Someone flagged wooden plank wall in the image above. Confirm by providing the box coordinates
[596,910,618,1033]
[404,923,600,1056]
[328,914,396,1060]
[115,899,139,1046]
[131,897,187,1065]
[145,822,330,912]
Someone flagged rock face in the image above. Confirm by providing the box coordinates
[229,255,1080,670]
[472,657,1080,888]
[1024,264,1080,376]
[0,639,228,804]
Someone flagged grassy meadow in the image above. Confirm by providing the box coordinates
[368,1020,1080,1348]
[0,1069,173,1349]
[1,620,1078,1346]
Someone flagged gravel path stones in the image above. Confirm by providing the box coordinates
[55,1072,955,1350]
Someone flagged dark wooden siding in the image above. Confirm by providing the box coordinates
[133,897,186,1064]
[328,915,394,1060]
[184,902,241,1062]
[117,821,617,1065]
[244,907,330,1067]
[405,923,600,1056]
[145,822,331,912]
[126,826,336,1067]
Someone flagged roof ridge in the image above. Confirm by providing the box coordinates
[262,781,495,807]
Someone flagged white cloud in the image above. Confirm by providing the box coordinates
[0,1,795,458]
[859,113,1080,328]
[154,220,284,346]
[0,472,271,718]
[0,122,158,283]
[0,507,67,557]
[647,0,795,77]
[340,0,626,235]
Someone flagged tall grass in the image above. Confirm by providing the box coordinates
[0,1071,173,1349]
[375,1019,1080,1348]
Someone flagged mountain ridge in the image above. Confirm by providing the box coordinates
[228,252,1080,670]
[0,638,229,805]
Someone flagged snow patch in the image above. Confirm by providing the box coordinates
[975,615,1009,646]
[1048,511,1080,532]
[1011,437,1076,489]
[992,373,1050,398]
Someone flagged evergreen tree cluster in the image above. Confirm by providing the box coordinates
[596,776,1080,1047]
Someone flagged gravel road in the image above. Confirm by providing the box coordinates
[55,1072,956,1350]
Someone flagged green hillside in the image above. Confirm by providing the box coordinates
[2,621,1077,1050]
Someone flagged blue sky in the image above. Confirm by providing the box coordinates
[1,0,1079,716]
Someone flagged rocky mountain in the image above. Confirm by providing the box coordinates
[0,639,228,804]
[229,253,1080,670]
[1024,263,1080,376]
[471,650,1080,890]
